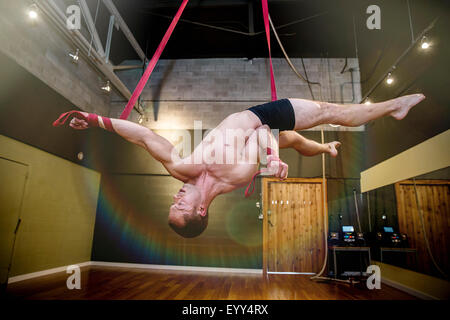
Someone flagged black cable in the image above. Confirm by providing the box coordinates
[340,57,348,74]
[301,58,315,100]
[359,43,387,83]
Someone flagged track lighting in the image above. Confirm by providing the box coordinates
[101,81,111,93]
[386,73,394,85]
[27,4,38,20]
[69,49,79,64]
[138,115,144,124]
[364,99,371,105]
[420,36,430,50]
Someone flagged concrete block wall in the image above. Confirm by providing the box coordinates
[112,58,363,130]
[0,0,110,115]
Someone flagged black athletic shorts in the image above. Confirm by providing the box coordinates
[247,99,295,131]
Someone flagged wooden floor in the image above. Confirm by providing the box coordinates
[6,266,416,300]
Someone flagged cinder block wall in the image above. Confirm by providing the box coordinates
[111,58,362,130]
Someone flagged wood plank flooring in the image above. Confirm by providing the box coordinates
[5,266,416,300]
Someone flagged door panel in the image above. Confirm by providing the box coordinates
[395,180,450,276]
[0,158,27,284]
[264,178,326,273]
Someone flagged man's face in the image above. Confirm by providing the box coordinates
[168,184,202,227]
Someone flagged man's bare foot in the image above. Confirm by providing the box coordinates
[390,94,425,120]
[326,141,341,157]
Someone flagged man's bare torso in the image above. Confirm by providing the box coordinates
[184,110,264,188]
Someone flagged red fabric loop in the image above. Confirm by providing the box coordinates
[52,111,115,132]
[52,111,87,127]
[262,0,277,102]
[87,113,99,127]
[245,169,266,198]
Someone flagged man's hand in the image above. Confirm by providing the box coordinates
[266,155,288,180]
[69,112,89,130]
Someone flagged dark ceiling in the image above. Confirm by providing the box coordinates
[83,0,447,63]
[84,0,449,101]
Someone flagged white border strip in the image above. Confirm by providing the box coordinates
[8,261,92,284]
[91,261,263,274]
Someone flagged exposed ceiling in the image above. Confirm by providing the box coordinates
[81,0,448,99]
[89,0,359,62]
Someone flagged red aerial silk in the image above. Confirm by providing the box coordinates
[120,0,190,120]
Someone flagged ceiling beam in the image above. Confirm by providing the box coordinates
[38,0,142,115]
[77,0,105,57]
[102,0,147,62]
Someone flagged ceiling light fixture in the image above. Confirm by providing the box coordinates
[28,4,38,20]
[420,36,430,50]
[101,81,111,93]
[386,73,394,85]
[69,49,79,63]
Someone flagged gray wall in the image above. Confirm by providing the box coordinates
[112,57,363,131]
[0,0,110,116]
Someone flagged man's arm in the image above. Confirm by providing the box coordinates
[70,114,200,182]
[255,125,288,180]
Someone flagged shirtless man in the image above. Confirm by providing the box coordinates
[54,94,425,238]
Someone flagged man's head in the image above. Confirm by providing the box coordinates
[168,184,208,238]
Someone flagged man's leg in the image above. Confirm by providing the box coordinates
[288,94,425,130]
[279,131,341,157]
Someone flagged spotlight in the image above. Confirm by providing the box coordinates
[420,36,430,50]
[27,4,38,20]
[364,99,371,105]
[138,115,144,124]
[101,81,111,93]
[386,73,394,85]
[69,49,80,64]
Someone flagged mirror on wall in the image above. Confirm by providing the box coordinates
[363,166,450,280]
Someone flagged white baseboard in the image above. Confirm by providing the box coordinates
[91,261,263,274]
[7,261,262,284]
[8,261,92,284]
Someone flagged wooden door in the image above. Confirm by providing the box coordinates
[0,157,28,285]
[263,178,326,274]
[395,180,450,276]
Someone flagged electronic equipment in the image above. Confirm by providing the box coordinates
[342,225,356,245]
[328,232,340,246]
[355,232,366,246]
[371,226,409,248]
